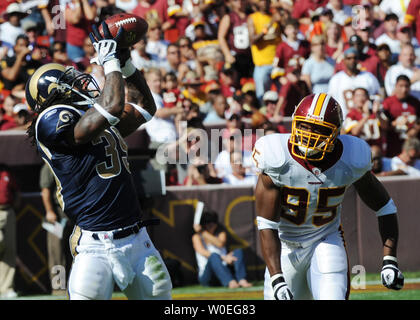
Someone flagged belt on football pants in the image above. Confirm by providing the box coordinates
[91,219,160,240]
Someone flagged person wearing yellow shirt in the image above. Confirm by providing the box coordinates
[247,0,282,101]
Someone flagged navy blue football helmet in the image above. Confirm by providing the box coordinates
[25,63,100,113]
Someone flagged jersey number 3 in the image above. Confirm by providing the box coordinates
[281,186,346,227]
[92,127,130,179]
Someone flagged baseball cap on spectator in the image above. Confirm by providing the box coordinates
[241,81,256,94]
[22,20,37,32]
[263,91,279,103]
[203,80,221,94]
[343,47,359,58]
[13,103,29,114]
[349,35,363,46]
[384,13,399,22]
[182,70,203,86]
[377,43,391,52]
[3,3,27,20]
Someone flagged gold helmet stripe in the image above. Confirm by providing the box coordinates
[28,63,66,106]
[313,93,327,116]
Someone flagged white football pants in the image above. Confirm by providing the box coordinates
[264,229,349,300]
[68,225,172,300]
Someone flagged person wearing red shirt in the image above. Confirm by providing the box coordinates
[404,0,420,44]
[383,75,420,157]
[291,0,329,27]
[342,87,387,150]
[272,18,310,82]
[0,163,19,298]
[65,0,96,63]
[133,0,175,42]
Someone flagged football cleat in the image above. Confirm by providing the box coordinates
[25,63,100,113]
[290,93,343,161]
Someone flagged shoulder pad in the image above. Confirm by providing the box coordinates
[36,105,82,148]
[339,135,372,178]
[252,134,287,173]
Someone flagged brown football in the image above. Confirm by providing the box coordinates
[98,13,148,48]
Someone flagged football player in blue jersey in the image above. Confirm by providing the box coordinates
[25,23,172,300]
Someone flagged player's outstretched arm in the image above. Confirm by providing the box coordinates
[117,67,157,137]
[73,23,126,144]
[256,173,293,300]
[353,171,404,290]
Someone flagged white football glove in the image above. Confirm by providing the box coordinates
[89,22,123,75]
[271,274,293,300]
[381,256,404,290]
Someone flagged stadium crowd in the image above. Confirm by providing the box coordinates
[1,0,420,183]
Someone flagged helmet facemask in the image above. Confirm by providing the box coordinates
[290,116,340,161]
[38,67,100,112]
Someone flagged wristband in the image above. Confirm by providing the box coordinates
[103,58,121,76]
[256,216,280,230]
[383,255,398,263]
[270,273,285,287]
[93,103,120,126]
[376,198,397,217]
[121,59,137,78]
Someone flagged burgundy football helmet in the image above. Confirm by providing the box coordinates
[290,93,343,161]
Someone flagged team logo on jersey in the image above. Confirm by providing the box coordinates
[56,110,74,132]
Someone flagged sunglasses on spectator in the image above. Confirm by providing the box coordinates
[53,47,66,53]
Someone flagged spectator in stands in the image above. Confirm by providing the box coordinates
[374,43,393,95]
[64,0,97,62]
[130,36,159,72]
[217,0,253,80]
[181,70,207,109]
[223,151,257,186]
[9,103,32,131]
[324,21,344,61]
[203,94,228,124]
[383,75,420,157]
[328,47,380,117]
[375,13,401,60]
[39,0,67,42]
[326,0,352,26]
[133,0,173,42]
[291,0,328,27]
[39,163,74,295]
[341,87,388,150]
[404,0,420,45]
[160,43,186,81]
[301,35,335,95]
[260,90,279,120]
[192,210,252,288]
[397,26,420,65]
[178,36,197,70]
[274,65,310,117]
[144,68,180,147]
[378,0,409,24]
[184,158,222,186]
[0,35,43,94]
[271,18,310,84]
[50,41,78,68]
[0,3,27,52]
[386,137,420,176]
[22,20,39,49]
[384,43,420,100]
[371,144,392,176]
[145,18,169,65]
[0,95,19,130]
[0,163,20,299]
[247,0,281,101]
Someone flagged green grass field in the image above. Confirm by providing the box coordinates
[7,272,420,300]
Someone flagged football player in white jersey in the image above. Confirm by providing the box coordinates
[253,93,404,300]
